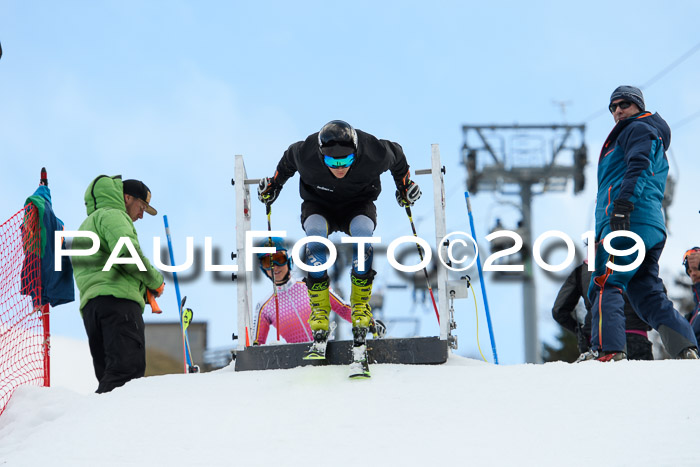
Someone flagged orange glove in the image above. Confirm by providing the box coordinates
[146,290,162,314]
[154,282,165,298]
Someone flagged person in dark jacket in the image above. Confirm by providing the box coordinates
[552,261,652,360]
[585,86,698,361]
[257,120,420,352]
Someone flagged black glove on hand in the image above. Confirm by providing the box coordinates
[257,177,282,205]
[575,324,591,354]
[395,180,422,207]
[370,319,387,339]
[610,199,634,231]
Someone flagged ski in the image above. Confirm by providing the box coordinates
[303,322,336,360]
[349,327,370,379]
[164,215,200,374]
[180,297,200,373]
[303,340,328,360]
[348,344,370,379]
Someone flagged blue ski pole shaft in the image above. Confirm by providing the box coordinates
[464,192,499,364]
[164,215,193,368]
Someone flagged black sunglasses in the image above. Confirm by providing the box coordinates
[609,101,632,113]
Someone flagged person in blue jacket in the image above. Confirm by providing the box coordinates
[583,86,698,361]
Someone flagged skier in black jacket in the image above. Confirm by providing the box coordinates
[258,120,421,352]
[552,261,653,361]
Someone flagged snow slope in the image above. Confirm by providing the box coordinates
[0,337,699,467]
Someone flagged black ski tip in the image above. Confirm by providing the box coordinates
[348,372,371,379]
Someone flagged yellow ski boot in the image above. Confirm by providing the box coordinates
[304,275,331,332]
[350,271,375,329]
[303,275,333,360]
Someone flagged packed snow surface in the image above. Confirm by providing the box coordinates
[0,337,699,466]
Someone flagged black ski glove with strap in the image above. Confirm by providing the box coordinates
[395,180,422,207]
[609,199,634,231]
[258,176,282,206]
[370,319,387,339]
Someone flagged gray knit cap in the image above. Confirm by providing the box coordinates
[610,85,645,112]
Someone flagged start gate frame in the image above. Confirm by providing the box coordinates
[232,144,454,371]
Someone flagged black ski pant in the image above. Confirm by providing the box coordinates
[82,295,146,393]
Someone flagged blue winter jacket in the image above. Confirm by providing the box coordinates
[595,112,671,238]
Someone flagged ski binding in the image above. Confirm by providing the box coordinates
[303,322,336,360]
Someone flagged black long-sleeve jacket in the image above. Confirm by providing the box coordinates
[272,129,410,207]
[552,264,592,341]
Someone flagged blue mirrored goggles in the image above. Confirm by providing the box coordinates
[324,153,355,168]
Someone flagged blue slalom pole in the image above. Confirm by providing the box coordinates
[464,191,499,364]
[163,215,194,371]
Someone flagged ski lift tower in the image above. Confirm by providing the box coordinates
[461,124,587,363]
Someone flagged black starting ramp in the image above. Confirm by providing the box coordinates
[234,336,448,371]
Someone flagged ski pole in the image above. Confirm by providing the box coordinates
[164,215,195,373]
[464,191,499,364]
[266,204,280,341]
[403,206,440,324]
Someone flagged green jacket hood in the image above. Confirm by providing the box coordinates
[74,175,163,312]
[84,175,126,216]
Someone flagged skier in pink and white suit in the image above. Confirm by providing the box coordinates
[253,237,352,344]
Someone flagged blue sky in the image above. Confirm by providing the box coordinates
[2,1,700,364]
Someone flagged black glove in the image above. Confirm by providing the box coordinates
[370,319,386,339]
[575,324,591,354]
[395,180,422,207]
[609,199,634,231]
[257,177,282,205]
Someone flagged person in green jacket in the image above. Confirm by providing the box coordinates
[72,175,164,393]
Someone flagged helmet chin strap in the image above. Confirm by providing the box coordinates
[276,268,291,286]
[260,264,291,286]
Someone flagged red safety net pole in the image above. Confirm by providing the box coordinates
[42,304,50,388]
[0,204,48,417]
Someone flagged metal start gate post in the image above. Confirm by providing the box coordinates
[414,144,452,344]
[233,155,255,350]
